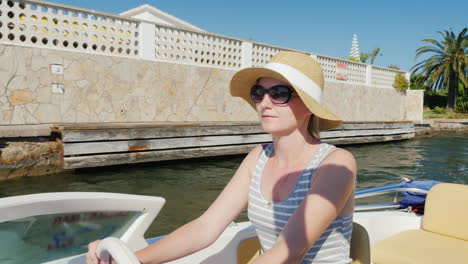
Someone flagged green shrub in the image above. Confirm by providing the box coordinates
[433,106,446,114]
[424,91,447,109]
[388,65,400,70]
[455,101,468,113]
[393,72,409,91]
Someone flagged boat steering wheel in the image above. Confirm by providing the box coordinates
[96,237,141,264]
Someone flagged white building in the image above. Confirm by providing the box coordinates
[120,4,205,32]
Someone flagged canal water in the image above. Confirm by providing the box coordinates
[1,133,467,238]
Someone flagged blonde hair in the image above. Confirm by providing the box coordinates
[307,115,321,139]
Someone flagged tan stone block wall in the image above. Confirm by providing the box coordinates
[405,90,424,122]
[0,44,421,125]
[323,82,410,122]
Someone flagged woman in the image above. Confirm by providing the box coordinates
[87,51,356,264]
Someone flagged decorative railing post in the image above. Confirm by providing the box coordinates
[139,21,156,60]
[405,72,411,84]
[366,65,373,86]
[241,41,253,68]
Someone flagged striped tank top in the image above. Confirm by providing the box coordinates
[248,143,353,264]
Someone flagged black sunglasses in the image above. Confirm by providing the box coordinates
[250,84,298,105]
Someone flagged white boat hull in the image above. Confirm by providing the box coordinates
[0,191,424,264]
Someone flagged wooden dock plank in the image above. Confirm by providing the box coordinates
[57,121,413,142]
[323,133,415,145]
[63,133,414,169]
[64,144,258,169]
[61,125,265,142]
[334,122,413,130]
[59,121,415,169]
[64,134,273,156]
[53,121,260,130]
[321,127,414,138]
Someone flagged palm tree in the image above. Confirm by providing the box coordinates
[360,48,381,64]
[360,52,370,63]
[369,48,382,64]
[411,28,468,111]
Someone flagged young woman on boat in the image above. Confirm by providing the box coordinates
[87,51,356,264]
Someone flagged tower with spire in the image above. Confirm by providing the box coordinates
[350,34,360,61]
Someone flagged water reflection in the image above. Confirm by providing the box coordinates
[0,133,466,237]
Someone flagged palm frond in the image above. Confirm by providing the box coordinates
[412,28,468,100]
[421,38,446,51]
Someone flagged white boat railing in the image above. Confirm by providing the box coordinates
[355,183,430,212]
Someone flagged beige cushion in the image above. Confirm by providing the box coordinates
[350,222,370,264]
[237,237,261,264]
[372,229,468,264]
[423,183,468,240]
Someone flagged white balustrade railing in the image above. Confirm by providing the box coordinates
[347,61,368,84]
[372,65,404,88]
[315,55,368,85]
[0,0,140,57]
[154,24,243,69]
[316,55,340,82]
[0,0,408,88]
[252,43,289,67]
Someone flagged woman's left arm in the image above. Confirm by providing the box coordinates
[253,149,357,264]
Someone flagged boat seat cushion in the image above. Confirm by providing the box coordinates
[237,223,370,264]
[237,237,261,264]
[422,183,468,240]
[372,228,468,263]
[350,222,370,264]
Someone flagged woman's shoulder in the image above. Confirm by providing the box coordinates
[326,144,355,160]
[244,144,268,162]
[321,145,357,172]
[237,144,268,173]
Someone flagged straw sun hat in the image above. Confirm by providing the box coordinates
[230,51,342,136]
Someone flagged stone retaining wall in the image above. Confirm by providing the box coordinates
[1,44,422,127]
[0,139,64,181]
[0,43,426,181]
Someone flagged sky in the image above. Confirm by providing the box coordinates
[47,0,467,71]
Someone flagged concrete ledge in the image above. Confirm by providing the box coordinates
[414,119,468,137]
[419,119,468,130]
[0,124,53,138]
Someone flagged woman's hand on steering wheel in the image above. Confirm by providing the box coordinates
[86,240,114,264]
[87,237,141,264]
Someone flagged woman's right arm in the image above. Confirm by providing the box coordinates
[86,145,263,264]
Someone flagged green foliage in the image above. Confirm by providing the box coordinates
[369,48,382,64]
[424,109,468,119]
[360,48,382,64]
[424,90,447,108]
[348,57,360,62]
[410,74,428,90]
[388,65,400,70]
[433,106,446,114]
[427,84,468,111]
[455,101,468,113]
[411,27,468,110]
[393,72,409,91]
[360,53,369,63]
